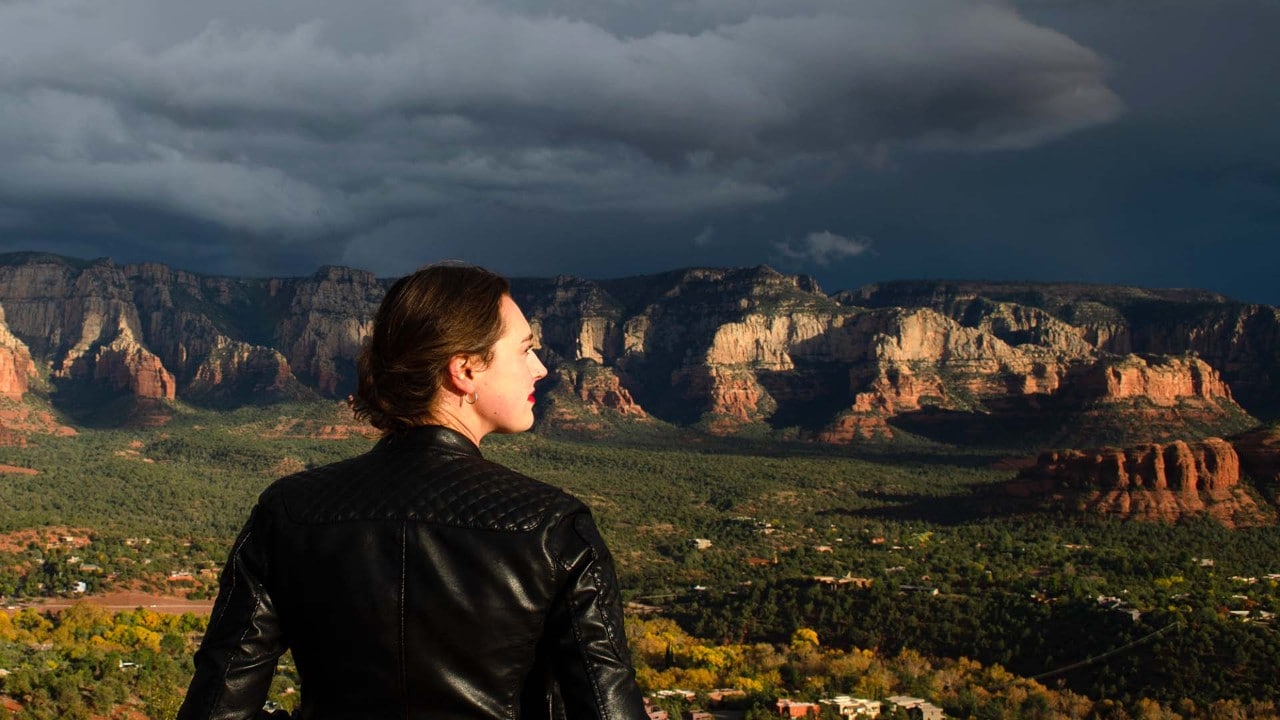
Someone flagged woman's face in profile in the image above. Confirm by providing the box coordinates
[470,295,548,437]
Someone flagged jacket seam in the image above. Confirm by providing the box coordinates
[205,527,258,719]
[399,521,408,720]
[565,591,609,718]
[276,455,563,531]
[546,509,577,576]
[281,515,551,532]
[587,563,625,659]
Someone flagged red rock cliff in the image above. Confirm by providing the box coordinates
[91,320,176,400]
[0,256,1274,446]
[189,338,296,397]
[0,305,36,401]
[1008,438,1269,525]
[1070,355,1232,405]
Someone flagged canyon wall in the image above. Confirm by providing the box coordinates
[0,254,1273,447]
[0,305,36,401]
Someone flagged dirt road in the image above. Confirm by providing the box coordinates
[18,591,216,615]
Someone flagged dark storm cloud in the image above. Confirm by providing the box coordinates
[0,0,1120,267]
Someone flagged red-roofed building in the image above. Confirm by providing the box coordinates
[776,699,820,718]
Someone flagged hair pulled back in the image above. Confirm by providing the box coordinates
[354,264,510,432]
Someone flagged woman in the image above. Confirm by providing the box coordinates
[178,264,648,720]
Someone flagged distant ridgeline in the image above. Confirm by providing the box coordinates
[1,252,1278,452]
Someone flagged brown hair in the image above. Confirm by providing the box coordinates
[353,263,510,432]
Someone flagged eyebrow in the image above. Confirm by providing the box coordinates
[521,333,535,345]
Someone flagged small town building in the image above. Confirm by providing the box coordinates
[886,695,945,720]
[707,688,747,705]
[776,698,820,718]
[814,575,874,589]
[819,695,881,717]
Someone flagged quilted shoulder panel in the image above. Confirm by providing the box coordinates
[264,450,580,532]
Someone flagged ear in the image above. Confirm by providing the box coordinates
[444,353,479,395]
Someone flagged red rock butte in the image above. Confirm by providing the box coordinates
[1009,437,1276,526]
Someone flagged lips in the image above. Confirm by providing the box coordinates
[528,393,536,403]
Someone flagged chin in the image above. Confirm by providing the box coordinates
[496,418,536,434]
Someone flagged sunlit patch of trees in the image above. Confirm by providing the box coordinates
[0,605,301,720]
[627,618,1279,720]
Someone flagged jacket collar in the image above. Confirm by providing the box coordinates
[377,424,483,458]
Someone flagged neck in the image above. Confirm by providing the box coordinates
[427,397,486,447]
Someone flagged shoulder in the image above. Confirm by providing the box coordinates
[259,448,585,532]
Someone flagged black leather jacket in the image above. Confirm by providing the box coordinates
[177,425,647,720]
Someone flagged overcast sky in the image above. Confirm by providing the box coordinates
[0,0,1275,304]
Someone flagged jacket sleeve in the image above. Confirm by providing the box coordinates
[545,510,648,720]
[177,504,289,720]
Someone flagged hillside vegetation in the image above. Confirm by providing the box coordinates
[0,403,1278,718]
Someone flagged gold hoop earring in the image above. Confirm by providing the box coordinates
[464,392,479,405]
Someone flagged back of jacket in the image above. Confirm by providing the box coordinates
[177,426,647,720]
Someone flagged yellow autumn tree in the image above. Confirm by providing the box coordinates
[0,610,17,642]
[790,627,819,649]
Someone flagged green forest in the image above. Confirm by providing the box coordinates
[0,400,1278,718]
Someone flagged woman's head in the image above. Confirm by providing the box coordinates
[354,263,511,433]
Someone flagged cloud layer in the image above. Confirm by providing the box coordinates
[775,231,873,267]
[0,0,1121,253]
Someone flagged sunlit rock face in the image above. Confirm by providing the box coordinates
[0,254,1274,445]
[0,304,36,401]
[89,321,176,400]
[1007,438,1272,526]
[847,280,1280,414]
[0,255,351,413]
[188,338,296,398]
[1069,355,1232,406]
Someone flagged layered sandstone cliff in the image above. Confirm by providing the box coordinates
[515,267,838,428]
[0,254,1273,446]
[846,279,1280,415]
[273,266,382,395]
[1068,354,1231,405]
[0,257,176,402]
[81,318,175,400]
[0,305,36,401]
[537,362,648,434]
[516,276,628,365]
[0,258,139,376]
[1008,438,1270,525]
[125,261,259,385]
[0,255,326,414]
[189,338,297,398]
[560,362,644,416]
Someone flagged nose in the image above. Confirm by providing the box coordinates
[530,351,548,381]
